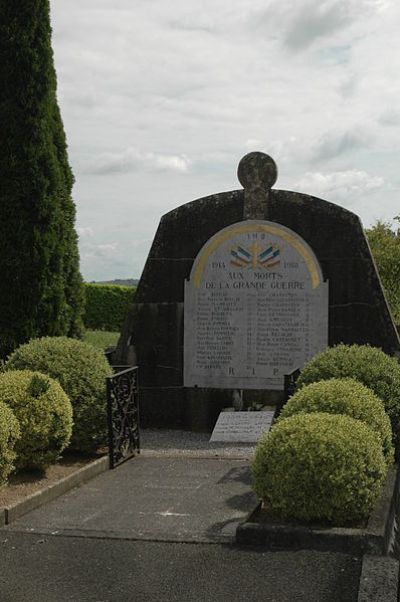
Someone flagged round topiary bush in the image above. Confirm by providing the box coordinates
[280,378,393,463]
[6,337,112,453]
[0,370,72,470]
[296,344,400,448]
[252,413,387,524]
[0,401,20,484]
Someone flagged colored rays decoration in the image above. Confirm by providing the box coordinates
[230,241,280,269]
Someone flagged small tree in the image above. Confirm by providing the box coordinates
[0,1,84,358]
[366,218,400,327]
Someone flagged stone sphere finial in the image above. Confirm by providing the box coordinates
[237,152,278,191]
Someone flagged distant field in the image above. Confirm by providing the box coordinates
[84,330,119,350]
[89,279,138,287]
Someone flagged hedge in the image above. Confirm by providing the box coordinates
[280,378,394,464]
[0,401,20,484]
[83,283,135,331]
[252,412,387,524]
[0,370,73,470]
[6,337,112,453]
[296,344,400,449]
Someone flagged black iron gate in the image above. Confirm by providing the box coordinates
[107,366,140,469]
[284,368,301,401]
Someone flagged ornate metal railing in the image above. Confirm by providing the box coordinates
[284,368,301,401]
[104,347,115,365]
[387,467,400,558]
[107,366,140,469]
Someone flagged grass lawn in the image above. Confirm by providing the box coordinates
[83,329,119,350]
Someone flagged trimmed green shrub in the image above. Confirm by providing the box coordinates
[0,401,20,484]
[6,337,112,453]
[0,370,72,470]
[83,284,135,331]
[297,344,400,447]
[252,413,387,524]
[280,378,393,463]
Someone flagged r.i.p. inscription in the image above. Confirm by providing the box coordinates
[184,220,328,390]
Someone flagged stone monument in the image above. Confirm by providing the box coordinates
[115,152,400,430]
[184,218,328,390]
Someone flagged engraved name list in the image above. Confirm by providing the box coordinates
[184,220,328,390]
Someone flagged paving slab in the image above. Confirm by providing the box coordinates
[0,532,362,602]
[7,456,257,542]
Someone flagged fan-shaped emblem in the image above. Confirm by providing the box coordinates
[230,242,280,269]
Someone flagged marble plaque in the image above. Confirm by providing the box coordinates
[210,411,275,443]
[184,220,328,390]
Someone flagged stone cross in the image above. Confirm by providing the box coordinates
[237,151,278,220]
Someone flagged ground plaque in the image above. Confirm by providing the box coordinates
[210,411,275,443]
[184,220,329,390]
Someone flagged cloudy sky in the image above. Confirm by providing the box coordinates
[51,0,400,281]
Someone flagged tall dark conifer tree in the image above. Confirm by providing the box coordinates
[0,1,84,357]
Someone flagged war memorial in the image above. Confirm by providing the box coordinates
[116,152,400,430]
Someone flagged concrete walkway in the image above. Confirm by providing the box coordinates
[0,430,364,601]
[8,455,257,543]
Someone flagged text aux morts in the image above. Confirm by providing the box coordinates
[205,263,305,290]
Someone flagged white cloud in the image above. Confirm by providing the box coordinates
[154,154,190,172]
[77,226,94,238]
[85,147,190,175]
[245,139,265,151]
[94,243,118,253]
[379,109,400,126]
[295,170,384,202]
[283,1,353,51]
[312,128,373,162]
[80,242,118,259]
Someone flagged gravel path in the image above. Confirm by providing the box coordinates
[140,428,256,459]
